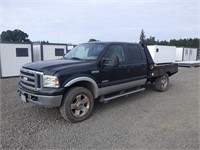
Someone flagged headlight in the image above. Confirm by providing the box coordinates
[43,75,60,88]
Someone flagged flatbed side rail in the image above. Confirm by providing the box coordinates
[148,63,178,79]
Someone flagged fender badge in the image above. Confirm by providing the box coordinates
[91,70,99,74]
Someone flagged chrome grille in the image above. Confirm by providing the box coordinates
[20,68,43,91]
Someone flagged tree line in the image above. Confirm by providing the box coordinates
[0,29,199,48]
[139,29,199,48]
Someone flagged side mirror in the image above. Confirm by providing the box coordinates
[101,55,119,67]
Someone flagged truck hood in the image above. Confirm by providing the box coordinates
[22,59,91,75]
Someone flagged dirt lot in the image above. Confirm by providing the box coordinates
[0,67,200,149]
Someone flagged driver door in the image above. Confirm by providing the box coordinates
[98,44,129,88]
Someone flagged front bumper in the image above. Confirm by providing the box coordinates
[18,89,63,108]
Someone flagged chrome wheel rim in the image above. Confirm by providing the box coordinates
[161,76,168,89]
[70,94,90,117]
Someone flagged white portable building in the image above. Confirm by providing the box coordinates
[197,49,200,60]
[67,45,75,50]
[33,43,68,61]
[147,45,176,64]
[0,42,33,77]
[176,47,197,61]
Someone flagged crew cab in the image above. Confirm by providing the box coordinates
[18,42,178,122]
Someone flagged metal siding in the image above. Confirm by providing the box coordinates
[33,44,42,62]
[189,48,197,61]
[0,43,32,77]
[66,45,68,54]
[182,48,184,61]
[41,44,44,61]
[0,45,2,78]
[147,45,176,63]
[147,46,155,61]
[176,47,184,61]
[31,43,33,62]
[42,44,67,60]
[183,48,189,61]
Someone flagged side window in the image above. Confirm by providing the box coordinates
[104,45,125,64]
[16,48,29,57]
[126,45,143,61]
[55,48,64,56]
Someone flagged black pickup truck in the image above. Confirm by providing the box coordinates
[18,42,178,122]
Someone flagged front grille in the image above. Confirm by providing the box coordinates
[20,68,43,91]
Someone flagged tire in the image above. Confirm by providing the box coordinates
[60,87,94,123]
[154,74,169,92]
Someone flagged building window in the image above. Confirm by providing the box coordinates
[16,48,29,57]
[55,48,64,56]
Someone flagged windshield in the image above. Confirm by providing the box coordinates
[64,43,106,61]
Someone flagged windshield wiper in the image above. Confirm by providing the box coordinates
[69,57,95,61]
[70,57,83,60]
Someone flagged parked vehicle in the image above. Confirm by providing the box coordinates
[18,42,178,122]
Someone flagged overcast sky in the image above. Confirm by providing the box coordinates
[0,0,199,44]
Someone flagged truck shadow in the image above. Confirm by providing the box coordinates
[92,83,156,113]
[20,83,173,124]
[92,82,175,116]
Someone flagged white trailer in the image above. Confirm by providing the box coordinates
[147,45,176,64]
[67,45,75,50]
[0,42,32,77]
[33,43,68,61]
[176,47,197,61]
[197,49,200,60]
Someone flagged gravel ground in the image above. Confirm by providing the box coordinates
[0,67,200,149]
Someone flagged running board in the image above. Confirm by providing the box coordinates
[99,88,145,103]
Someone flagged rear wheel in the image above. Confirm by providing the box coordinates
[60,87,94,123]
[154,74,169,92]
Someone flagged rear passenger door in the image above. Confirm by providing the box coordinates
[124,44,148,81]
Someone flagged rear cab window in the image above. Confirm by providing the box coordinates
[125,44,143,63]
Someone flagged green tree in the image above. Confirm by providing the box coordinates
[0,29,31,42]
[157,40,169,45]
[157,38,199,48]
[139,29,146,44]
[192,38,200,48]
[145,36,156,45]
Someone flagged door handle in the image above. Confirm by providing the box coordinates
[126,66,131,72]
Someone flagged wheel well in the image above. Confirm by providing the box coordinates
[64,81,96,98]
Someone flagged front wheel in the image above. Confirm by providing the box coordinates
[154,74,169,92]
[60,87,94,123]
